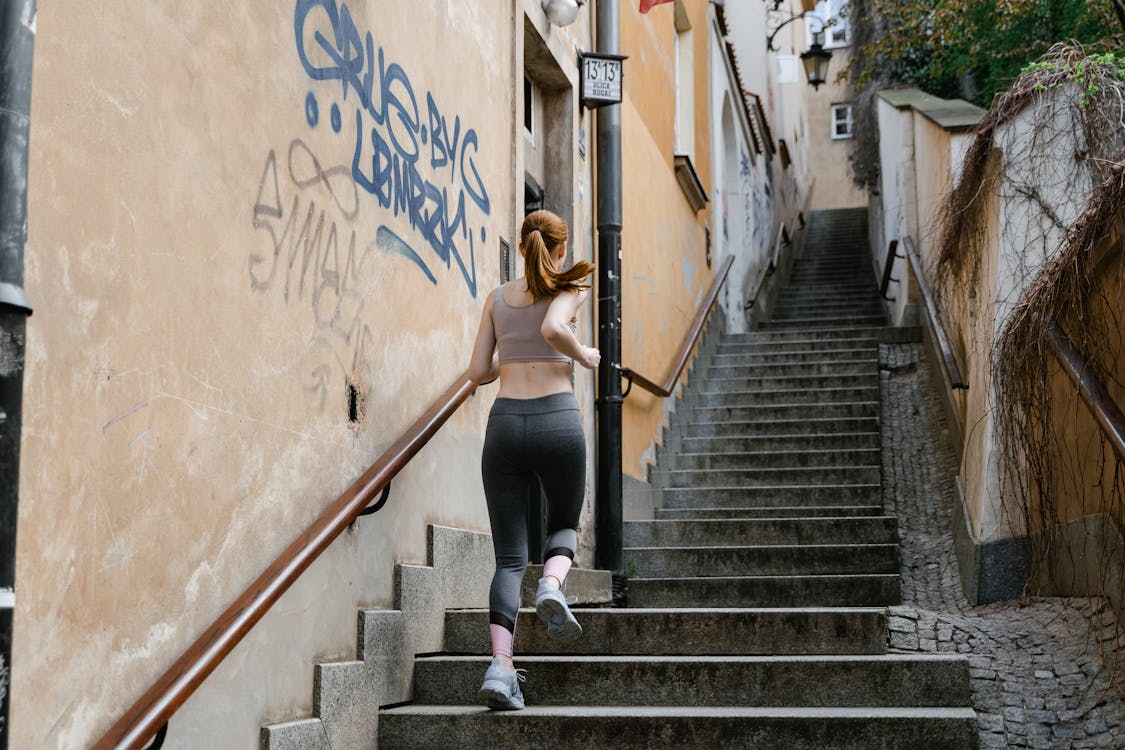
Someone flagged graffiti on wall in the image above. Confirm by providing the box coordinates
[251,138,378,415]
[247,1,496,417]
[293,0,491,298]
[741,148,772,256]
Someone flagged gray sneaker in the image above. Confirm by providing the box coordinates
[535,577,583,643]
[478,657,526,710]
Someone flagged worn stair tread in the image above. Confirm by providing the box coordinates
[382,705,978,719]
[655,506,886,519]
[630,573,901,583]
[623,546,900,576]
[701,384,880,396]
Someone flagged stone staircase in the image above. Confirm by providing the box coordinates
[377,209,979,748]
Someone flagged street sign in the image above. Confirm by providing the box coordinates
[580,53,628,109]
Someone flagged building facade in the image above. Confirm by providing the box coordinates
[9,1,822,746]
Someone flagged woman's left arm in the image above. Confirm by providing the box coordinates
[542,290,600,369]
[468,289,499,385]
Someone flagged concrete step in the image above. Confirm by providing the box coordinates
[442,607,889,656]
[699,386,880,407]
[774,287,877,299]
[771,307,885,320]
[707,360,878,379]
[624,516,898,546]
[378,705,979,749]
[627,573,902,607]
[655,505,886,520]
[780,283,877,294]
[775,292,879,305]
[690,401,878,422]
[623,543,899,577]
[662,465,881,488]
[770,305,881,318]
[710,350,878,367]
[702,373,877,392]
[410,654,971,707]
[684,417,880,439]
[672,448,881,471]
[759,316,886,330]
[680,433,881,453]
[719,333,880,350]
[661,484,881,507]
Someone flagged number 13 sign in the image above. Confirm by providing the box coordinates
[580,53,628,109]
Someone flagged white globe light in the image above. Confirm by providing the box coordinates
[543,0,580,26]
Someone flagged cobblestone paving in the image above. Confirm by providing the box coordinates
[880,341,1125,749]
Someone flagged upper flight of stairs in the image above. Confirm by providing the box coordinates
[377,209,979,748]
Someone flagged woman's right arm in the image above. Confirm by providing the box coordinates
[468,290,499,385]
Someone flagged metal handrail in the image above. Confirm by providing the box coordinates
[747,222,789,310]
[92,374,478,750]
[1046,320,1125,463]
[903,236,968,390]
[747,181,815,310]
[880,239,903,300]
[620,255,734,398]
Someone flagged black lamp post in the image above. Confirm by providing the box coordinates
[800,32,833,89]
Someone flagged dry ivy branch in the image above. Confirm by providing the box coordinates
[935,42,1125,687]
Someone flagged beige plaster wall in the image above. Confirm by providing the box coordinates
[12,2,598,748]
[807,50,866,211]
[619,0,713,479]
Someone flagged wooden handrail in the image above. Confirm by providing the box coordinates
[620,255,734,398]
[1046,320,1125,464]
[903,236,968,390]
[92,374,478,750]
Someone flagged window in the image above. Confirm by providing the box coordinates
[810,0,849,50]
[523,77,534,141]
[673,1,693,158]
[831,104,854,139]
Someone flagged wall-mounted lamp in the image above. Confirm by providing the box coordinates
[800,32,832,90]
[543,0,581,26]
[766,12,833,89]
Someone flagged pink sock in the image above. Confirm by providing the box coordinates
[489,624,514,658]
[542,555,573,587]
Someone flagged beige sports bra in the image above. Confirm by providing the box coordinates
[492,283,572,365]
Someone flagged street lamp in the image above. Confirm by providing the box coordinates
[543,0,580,26]
[766,13,834,89]
[800,32,833,90]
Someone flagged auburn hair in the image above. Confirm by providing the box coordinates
[521,210,595,300]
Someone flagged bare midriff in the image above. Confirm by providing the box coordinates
[496,361,573,399]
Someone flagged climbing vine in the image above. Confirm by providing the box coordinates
[935,43,1125,686]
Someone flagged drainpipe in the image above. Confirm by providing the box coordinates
[0,2,36,747]
[594,0,624,595]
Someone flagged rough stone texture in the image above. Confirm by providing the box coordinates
[260,719,330,750]
[521,563,613,605]
[881,341,1125,748]
[262,525,492,747]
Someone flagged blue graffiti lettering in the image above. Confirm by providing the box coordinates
[295,0,488,296]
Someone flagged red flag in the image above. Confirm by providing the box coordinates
[639,0,675,13]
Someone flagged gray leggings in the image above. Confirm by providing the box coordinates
[482,392,586,633]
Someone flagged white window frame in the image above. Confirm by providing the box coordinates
[673,1,694,159]
[809,0,849,50]
[831,104,854,140]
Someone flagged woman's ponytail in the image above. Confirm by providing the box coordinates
[521,210,596,300]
